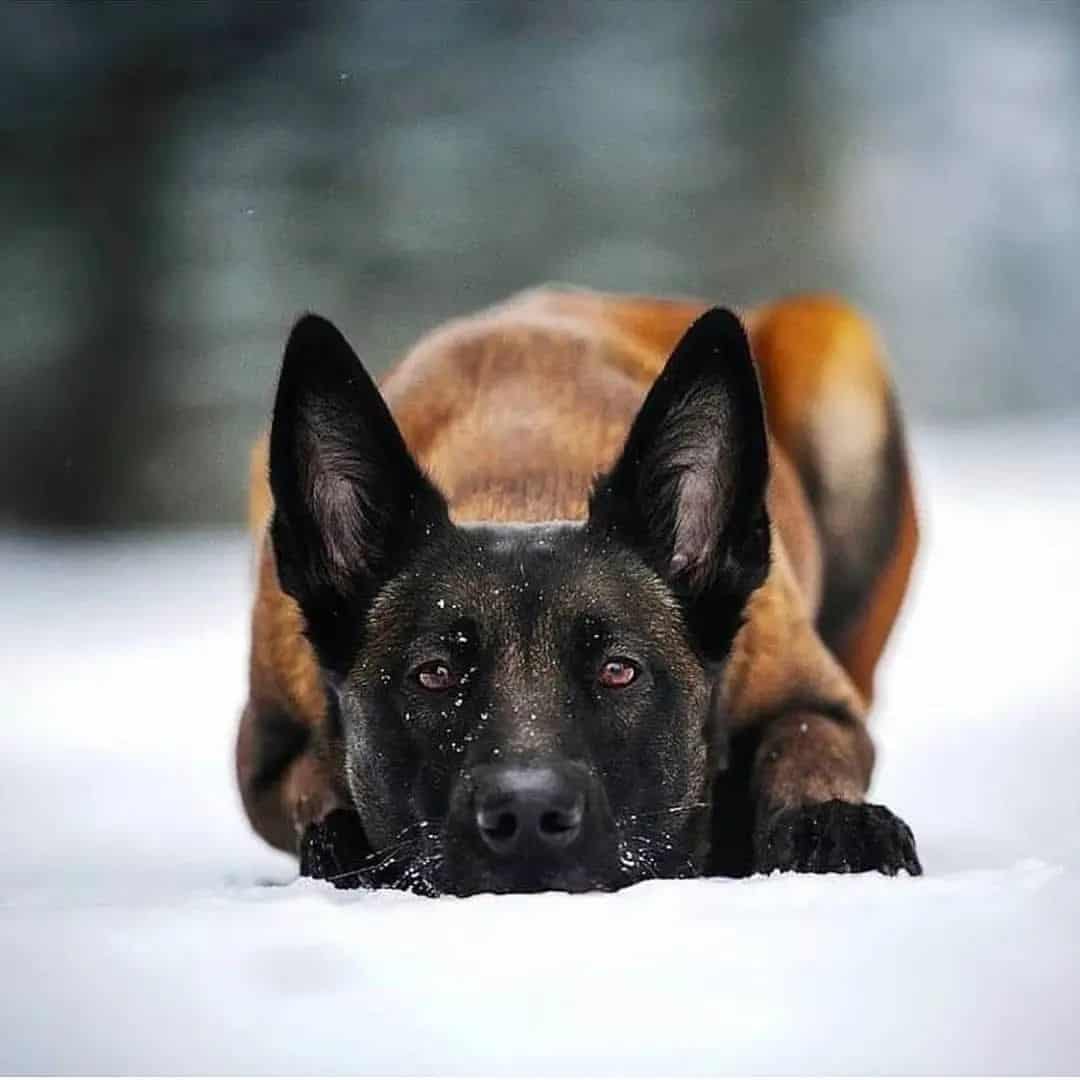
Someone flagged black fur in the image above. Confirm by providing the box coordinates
[754,800,921,876]
[707,727,759,877]
[299,808,374,888]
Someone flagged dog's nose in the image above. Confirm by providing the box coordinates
[472,764,586,856]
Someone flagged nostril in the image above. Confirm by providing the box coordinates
[486,811,518,842]
[539,809,575,835]
[538,803,583,846]
[477,806,519,851]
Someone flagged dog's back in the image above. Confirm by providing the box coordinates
[241,288,918,863]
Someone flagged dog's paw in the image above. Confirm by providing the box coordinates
[298,809,373,889]
[753,799,922,876]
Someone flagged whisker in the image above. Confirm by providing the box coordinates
[375,819,435,849]
[386,845,445,897]
[319,820,440,885]
[617,825,699,883]
[363,822,436,861]
[331,842,419,881]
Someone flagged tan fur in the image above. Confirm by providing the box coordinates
[238,287,918,852]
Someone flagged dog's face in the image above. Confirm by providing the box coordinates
[269,310,770,895]
[341,522,715,894]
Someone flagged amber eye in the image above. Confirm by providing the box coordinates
[416,662,458,692]
[598,658,638,689]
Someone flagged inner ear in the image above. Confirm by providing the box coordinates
[269,313,448,673]
[588,307,771,654]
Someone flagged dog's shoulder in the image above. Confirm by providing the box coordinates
[381,285,712,411]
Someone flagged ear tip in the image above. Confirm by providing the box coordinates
[663,306,754,386]
[689,306,749,345]
[281,312,364,388]
[287,312,346,350]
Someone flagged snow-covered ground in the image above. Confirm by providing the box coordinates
[2,419,1078,1074]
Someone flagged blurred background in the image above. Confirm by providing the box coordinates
[2,0,1078,531]
[4,13,1080,1065]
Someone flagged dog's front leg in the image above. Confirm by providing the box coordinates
[750,711,922,875]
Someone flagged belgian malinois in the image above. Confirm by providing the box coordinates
[236,288,921,895]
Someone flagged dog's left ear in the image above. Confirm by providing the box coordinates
[588,308,770,657]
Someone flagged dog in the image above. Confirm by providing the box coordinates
[236,287,921,895]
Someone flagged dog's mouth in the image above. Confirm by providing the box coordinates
[301,801,708,897]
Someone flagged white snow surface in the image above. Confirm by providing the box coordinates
[2,420,1079,1074]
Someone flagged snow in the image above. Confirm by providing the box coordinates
[2,418,1079,1074]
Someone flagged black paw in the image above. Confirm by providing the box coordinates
[298,809,373,889]
[753,800,922,876]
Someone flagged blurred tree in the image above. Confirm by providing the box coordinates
[1,1,322,528]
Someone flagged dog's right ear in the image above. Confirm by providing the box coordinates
[269,314,448,675]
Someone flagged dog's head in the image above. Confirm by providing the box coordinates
[269,309,770,895]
